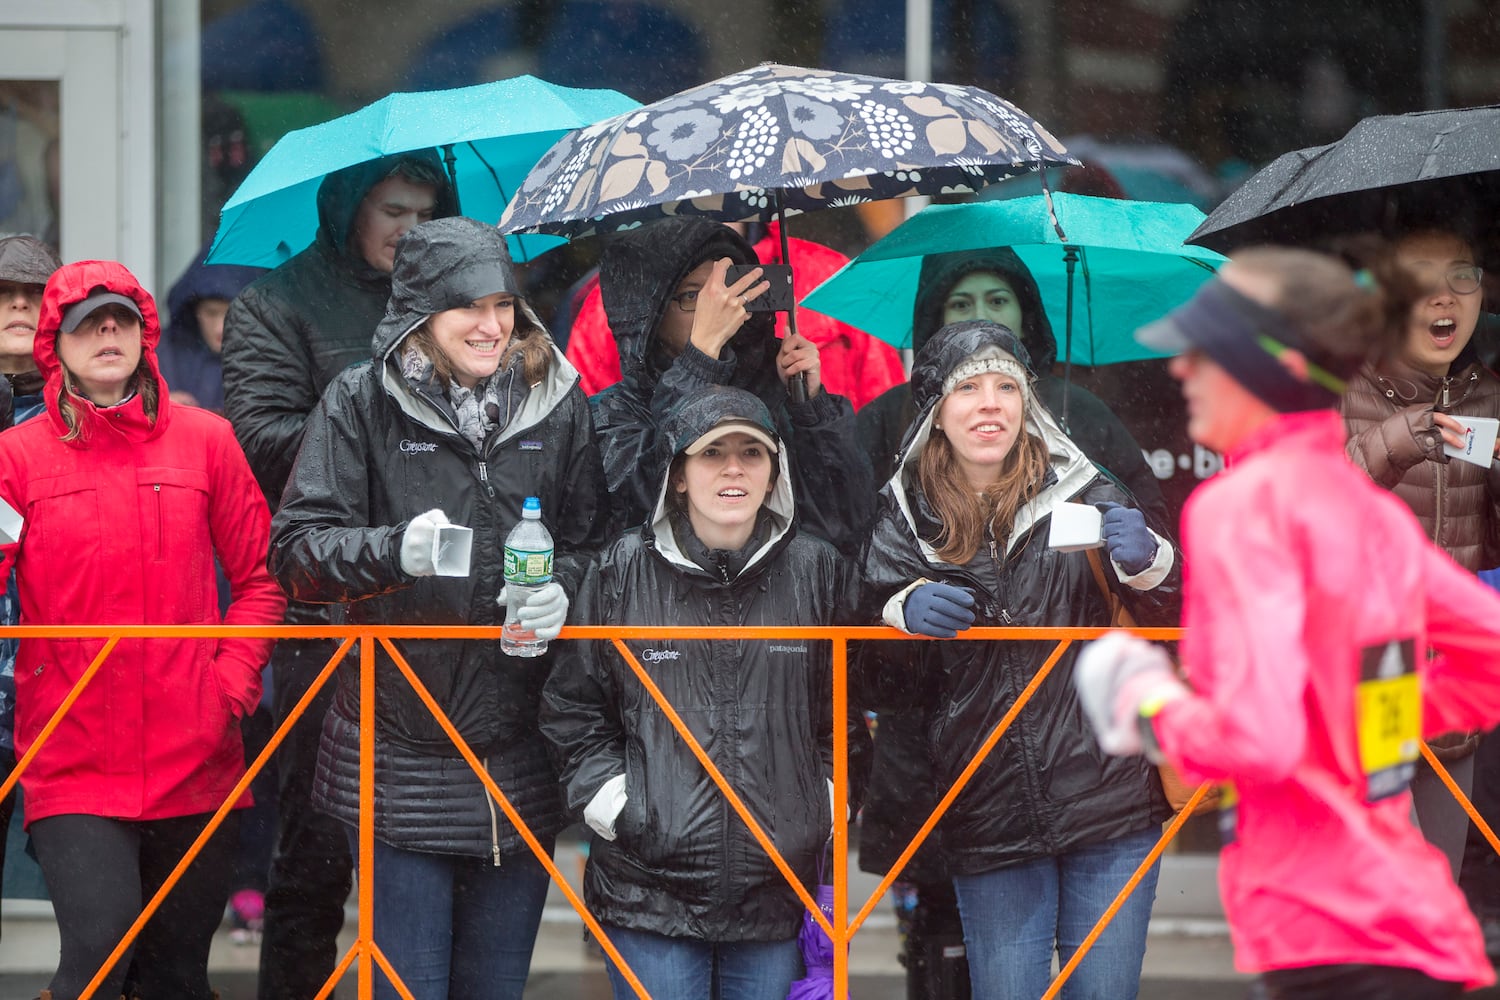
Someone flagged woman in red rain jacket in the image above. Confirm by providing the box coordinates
[0,259,285,1000]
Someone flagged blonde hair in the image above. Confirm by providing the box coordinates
[917,423,1047,565]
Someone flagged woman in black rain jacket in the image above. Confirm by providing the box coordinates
[270,217,606,1000]
[592,216,873,554]
[541,384,870,1000]
[857,321,1178,1000]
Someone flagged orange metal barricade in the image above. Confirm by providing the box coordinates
[7,622,1482,1000]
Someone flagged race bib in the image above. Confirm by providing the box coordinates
[1355,638,1421,803]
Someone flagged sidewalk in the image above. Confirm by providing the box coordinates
[0,847,1252,999]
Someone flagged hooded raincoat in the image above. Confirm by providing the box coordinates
[855,248,1168,527]
[592,217,874,554]
[1148,409,1500,988]
[0,260,285,823]
[223,151,458,508]
[159,247,263,414]
[541,385,871,941]
[858,322,1177,876]
[270,218,606,860]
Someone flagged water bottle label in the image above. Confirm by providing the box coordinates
[504,546,552,585]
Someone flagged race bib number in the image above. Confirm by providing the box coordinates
[1355,638,1420,803]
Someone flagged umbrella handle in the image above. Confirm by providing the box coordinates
[774,191,809,405]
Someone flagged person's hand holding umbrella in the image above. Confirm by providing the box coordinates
[777,333,823,399]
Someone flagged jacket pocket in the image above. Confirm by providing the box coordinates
[136,468,211,571]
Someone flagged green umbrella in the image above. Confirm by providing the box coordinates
[802,193,1226,368]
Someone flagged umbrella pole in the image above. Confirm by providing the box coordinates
[773,191,809,405]
[439,144,462,215]
[1061,245,1078,433]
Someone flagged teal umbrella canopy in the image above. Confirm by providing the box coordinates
[802,193,1226,365]
[208,76,641,268]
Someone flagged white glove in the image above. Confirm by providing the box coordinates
[584,773,628,841]
[399,509,450,577]
[1074,631,1186,757]
[498,581,569,641]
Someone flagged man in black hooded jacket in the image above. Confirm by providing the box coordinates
[222,152,456,1000]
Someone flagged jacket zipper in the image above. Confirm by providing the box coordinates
[154,484,163,561]
[483,756,502,866]
[1434,381,1449,544]
[987,529,1011,623]
[477,462,496,499]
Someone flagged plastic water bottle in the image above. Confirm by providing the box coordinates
[501,497,554,657]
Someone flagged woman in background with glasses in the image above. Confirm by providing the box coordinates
[1342,226,1496,881]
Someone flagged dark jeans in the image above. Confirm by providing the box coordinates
[1462,729,1500,924]
[234,703,277,895]
[1258,964,1463,999]
[602,925,803,1000]
[31,811,238,1000]
[258,637,354,1000]
[345,827,551,1000]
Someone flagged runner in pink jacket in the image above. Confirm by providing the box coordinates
[1077,247,1500,1000]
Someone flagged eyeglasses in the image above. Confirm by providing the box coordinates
[1445,265,1484,295]
[669,289,700,313]
[1441,265,1484,296]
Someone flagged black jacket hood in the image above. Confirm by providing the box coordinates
[599,217,776,385]
[909,320,1035,416]
[373,216,533,357]
[913,247,1057,372]
[314,150,459,274]
[651,385,794,566]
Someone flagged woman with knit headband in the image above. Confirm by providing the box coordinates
[856,319,1181,1000]
[1077,245,1500,1000]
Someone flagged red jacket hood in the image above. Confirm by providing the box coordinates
[35,260,169,441]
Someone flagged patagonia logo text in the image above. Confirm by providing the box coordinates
[768,644,808,654]
[519,440,544,451]
[640,648,680,663]
[400,440,439,454]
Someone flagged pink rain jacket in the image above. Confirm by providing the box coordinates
[1154,409,1500,988]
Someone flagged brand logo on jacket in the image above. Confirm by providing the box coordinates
[520,440,544,452]
[400,439,439,454]
[640,648,680,662]
[768,644,808,654]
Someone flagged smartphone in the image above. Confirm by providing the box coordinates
[726,263,794,312]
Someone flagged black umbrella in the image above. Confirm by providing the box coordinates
[1188,105,1500,255]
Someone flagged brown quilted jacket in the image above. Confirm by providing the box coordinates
[1342,357,1500,760]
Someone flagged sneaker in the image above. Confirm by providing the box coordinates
[227,888,264,946]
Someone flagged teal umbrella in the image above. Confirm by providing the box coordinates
[207,76,641,268]
[802,193,1226,368]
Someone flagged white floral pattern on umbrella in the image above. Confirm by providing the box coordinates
[500,63,1073,239]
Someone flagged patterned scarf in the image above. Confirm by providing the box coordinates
[400,341,509,448]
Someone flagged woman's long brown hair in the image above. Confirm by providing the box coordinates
[407,300,552,388]
[917,421,1047,565]
[56,356,158,443]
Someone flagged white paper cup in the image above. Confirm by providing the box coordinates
[1048,502,1104,552]
[432,524,473,577]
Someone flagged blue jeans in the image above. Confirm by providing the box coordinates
[345,828,550,1000]
[601,925,804,1000]
[952,827,1160,1000]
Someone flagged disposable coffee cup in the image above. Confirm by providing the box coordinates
[1048,501,1104,552]
[1443,415,1498,468]
[0,496,21,545]
[432,524,473,577]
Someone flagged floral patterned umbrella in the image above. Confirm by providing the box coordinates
[498,62,1075,239]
